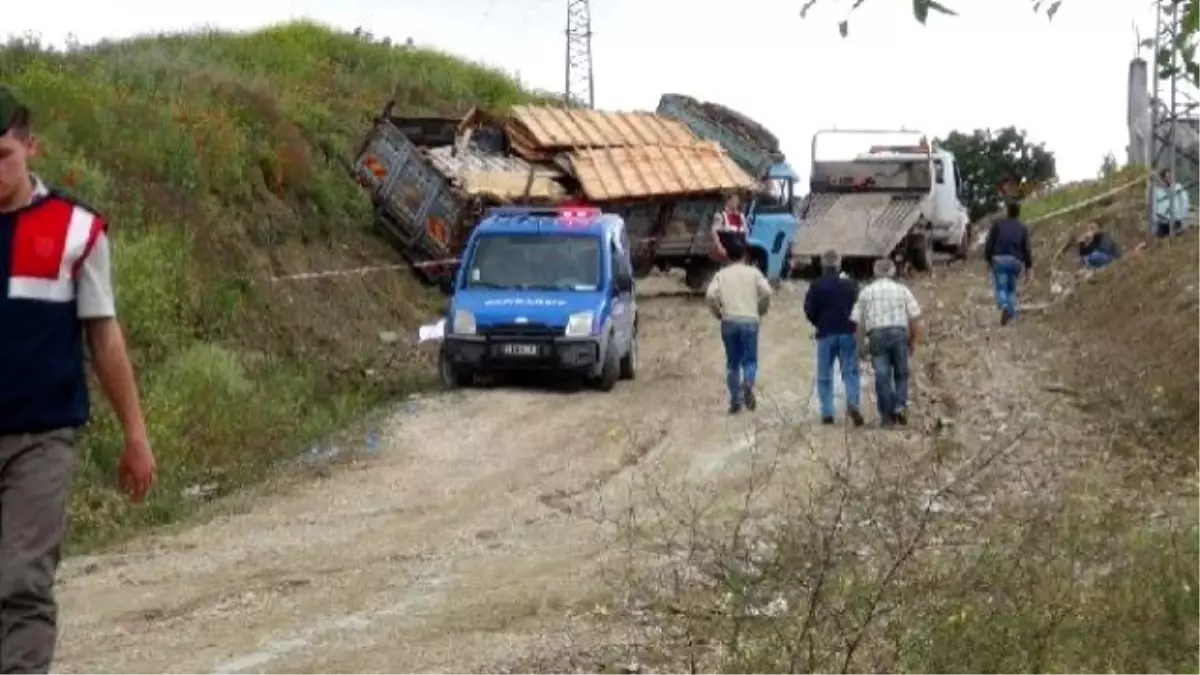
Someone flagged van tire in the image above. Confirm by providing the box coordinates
[619,330,638,380]
[593,342,621,392]
[438,346,470,389]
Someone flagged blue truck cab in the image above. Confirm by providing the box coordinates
[745,161,800,281]
[439,206,639,391]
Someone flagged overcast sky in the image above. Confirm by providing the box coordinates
[9,0,1157,183]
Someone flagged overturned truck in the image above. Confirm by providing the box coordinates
[351,96,799,292]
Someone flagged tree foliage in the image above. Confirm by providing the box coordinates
[1099,152,1119,180]
[936,127,1057,222]
[800,0,1198,86]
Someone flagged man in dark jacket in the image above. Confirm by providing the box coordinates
[1076,222,1120,269]
[983,200,1033,325]
[803,250,864,426]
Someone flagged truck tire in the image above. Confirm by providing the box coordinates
[908,233,933,273]
[951,223,973,260]
[619,328,638,380]
[632,256,655,279]
[684,263,716,293]
[438,346,471,389]
[593,341,621,391]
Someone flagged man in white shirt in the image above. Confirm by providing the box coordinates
[850,258,923,427]
[704,237,773,414]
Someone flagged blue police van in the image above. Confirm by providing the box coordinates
[439,206,638,391]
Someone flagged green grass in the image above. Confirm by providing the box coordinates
[0,21,544,551]
[1022,164,1148,222]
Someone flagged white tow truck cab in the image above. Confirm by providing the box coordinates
[854,140,973,258]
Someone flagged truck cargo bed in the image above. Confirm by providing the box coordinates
[792,192,925,258]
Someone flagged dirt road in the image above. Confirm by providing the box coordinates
[54,277,838,674]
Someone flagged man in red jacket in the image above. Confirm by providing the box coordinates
[0,85,157,673]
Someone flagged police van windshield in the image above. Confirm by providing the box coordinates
[464,234,602,291]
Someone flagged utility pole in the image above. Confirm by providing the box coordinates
[564,0,595,108]
[1146,0,1198,234]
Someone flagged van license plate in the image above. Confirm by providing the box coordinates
[501,343,539,357]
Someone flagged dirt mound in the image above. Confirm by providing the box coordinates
[0,22,545,548]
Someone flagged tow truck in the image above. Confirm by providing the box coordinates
[791,129,972,276]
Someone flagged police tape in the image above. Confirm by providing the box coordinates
[269,258,460,282]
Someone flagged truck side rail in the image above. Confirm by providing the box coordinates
[352,116,468,284]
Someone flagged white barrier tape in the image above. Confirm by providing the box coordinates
[269,258,461,282]
[269,264,408,282]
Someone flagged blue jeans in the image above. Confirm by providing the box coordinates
[868,327,910,420]
[816,333,862,418]
[1084,250,1114,269]
[990,255,1024,316]
[720,320,759,406]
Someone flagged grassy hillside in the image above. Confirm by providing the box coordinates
[0,22,542,549]
[1021,165,1198,469]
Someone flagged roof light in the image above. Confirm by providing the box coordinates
[557,207,601,221]
[484,206,602,220]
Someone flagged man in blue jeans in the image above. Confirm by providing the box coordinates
[803,249,864,427]
[705,237,773,414]
[850,259,923,427]
[983,200,1033,325]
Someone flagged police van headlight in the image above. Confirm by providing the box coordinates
[452,309,477,336]
[564,311,595,337]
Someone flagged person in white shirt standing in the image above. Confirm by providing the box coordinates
[705,237,773,414]
[850,258,923,427]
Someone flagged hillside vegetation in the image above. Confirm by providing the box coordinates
[1023,165,1198,467]
[575,168,1199,675]
[0,22,542,549]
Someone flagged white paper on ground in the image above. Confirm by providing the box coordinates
[418,318,446,343]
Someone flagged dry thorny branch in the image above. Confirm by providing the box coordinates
[597,390,1066,673]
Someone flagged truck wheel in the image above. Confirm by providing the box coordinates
[908,233,933,273]
[593,342,621,391]
[619,331,638,380]
[684,264,715,293]
[951,223,973,260]
[632,257,655,279]
[438,347,470,389]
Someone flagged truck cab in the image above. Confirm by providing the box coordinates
[927,148,972,256]
[746,162,801,280]
[440,206,638,391]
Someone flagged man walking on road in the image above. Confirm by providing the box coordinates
[705,236,773,414]
[803,250,864,427]
[0,86,157,673]
[850,259,923,427]
[983,200,1033,326]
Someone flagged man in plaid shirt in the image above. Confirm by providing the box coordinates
[850,258,923,427]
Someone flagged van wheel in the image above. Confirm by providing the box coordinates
[438,347,470,389]
[593,342,621,391]
[619,331,638,380]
